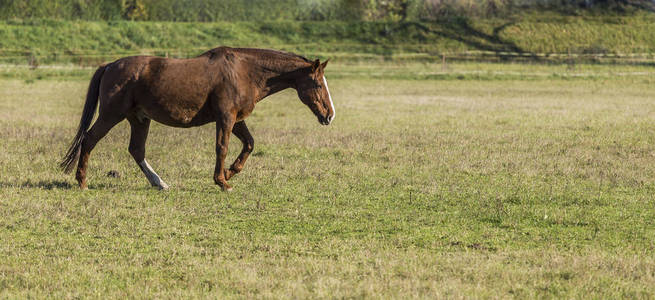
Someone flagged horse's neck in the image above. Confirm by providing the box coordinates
[249,71,291,102]
[239,52,309,101]
[261,78,292,99]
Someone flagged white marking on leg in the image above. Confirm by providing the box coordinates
[139,160,169,190]
[323,76,335,123]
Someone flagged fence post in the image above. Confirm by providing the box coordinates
[29,53,38,70]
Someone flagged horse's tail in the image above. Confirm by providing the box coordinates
[60,64,107,173]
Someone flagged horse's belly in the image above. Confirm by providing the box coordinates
[139,97,215,128]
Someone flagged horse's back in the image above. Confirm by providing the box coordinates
[103,55,209,84]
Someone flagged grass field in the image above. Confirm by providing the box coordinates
[1,61,655,298]
[4,16,655,65]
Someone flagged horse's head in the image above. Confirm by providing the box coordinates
[295,59,335,125]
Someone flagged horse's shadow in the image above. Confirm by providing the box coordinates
[0,180,74,190]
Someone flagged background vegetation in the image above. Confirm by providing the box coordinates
[3,15,655,66]
[1,0,654,65]
[1,0,654,22]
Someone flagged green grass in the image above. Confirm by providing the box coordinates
[1,62,655,298]
[3,16,655,65]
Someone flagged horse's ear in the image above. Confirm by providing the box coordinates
[311,59,320,72]
[320,59,330,69]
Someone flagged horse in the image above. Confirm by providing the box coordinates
[60,47,335,192]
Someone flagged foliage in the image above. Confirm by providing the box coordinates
[0,0,653,22]
[122,0,148,21]
[2,16,655,66]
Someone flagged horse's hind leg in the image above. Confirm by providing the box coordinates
[127,116,169,190]
[76,115,123,189]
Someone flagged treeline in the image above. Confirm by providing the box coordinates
[0,0,653,22]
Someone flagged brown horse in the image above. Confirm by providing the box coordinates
[60,47,335,191]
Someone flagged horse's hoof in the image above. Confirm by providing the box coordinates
[220,184,233,192]
[158,184,169,190]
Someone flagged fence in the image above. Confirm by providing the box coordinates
[2,48,654,68]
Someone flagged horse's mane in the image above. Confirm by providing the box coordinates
[233,48,311,63]
[228,47,312,74]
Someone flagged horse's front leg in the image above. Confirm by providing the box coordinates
[213,114,235,191]
[224,120,254,181]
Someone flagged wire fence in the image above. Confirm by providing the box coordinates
[2,48,655,67]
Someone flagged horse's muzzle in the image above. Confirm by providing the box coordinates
[327,113,334,124]
[318,114,332,125]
